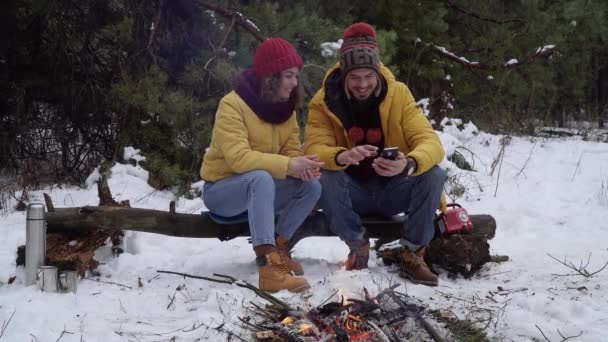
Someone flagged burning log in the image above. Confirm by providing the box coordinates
[262,323,307,342]
[366,321,392,342]
[255,331,275,340]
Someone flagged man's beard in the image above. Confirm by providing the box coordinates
[349,94,377,108]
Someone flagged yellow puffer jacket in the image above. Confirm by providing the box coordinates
[304,64,444,175]
[201,91,302,182]
[304,64,447,212]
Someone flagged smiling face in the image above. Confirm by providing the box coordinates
[345,68,379,101]
[274,67,300,102]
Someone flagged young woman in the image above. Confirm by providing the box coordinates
[200,38,323,293]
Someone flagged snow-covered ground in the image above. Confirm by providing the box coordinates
[2,123,608,341]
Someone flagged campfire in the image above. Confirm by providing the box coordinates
[157,271,477,341]
[242,284,445,342]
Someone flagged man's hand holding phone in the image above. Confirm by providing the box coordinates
[373,147,417,177]
[379,147,399,160]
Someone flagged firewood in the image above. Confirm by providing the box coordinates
[255,330,275,340]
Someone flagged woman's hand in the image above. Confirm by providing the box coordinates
[288,155,324,180]
[300,168,322,181]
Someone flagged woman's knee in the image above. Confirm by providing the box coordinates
[303,179,322,200]
[247,170,275,193]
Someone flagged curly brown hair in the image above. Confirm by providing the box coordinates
[260,72,304,107]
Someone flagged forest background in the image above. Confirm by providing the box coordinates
[2,0,607,197]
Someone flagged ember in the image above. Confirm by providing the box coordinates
[244,284,447,341]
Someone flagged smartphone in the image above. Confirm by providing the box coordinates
[380,147,399,160]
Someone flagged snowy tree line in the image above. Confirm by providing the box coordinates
[1,0,607,192]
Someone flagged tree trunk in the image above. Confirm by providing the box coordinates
[45,206,496,244]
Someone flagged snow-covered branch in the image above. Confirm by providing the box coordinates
[428,43,557,71]
[504,45,556,69]
[195,1,265,42]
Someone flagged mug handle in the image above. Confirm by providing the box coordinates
[36,268,44,289]
[59,272,67,290]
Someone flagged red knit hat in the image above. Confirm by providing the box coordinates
[253,38,304,78]
[340,22,380,75]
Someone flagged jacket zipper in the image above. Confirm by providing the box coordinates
[272,124,276,153]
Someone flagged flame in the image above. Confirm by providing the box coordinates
[344,313,364,331]
[347,314,363,322]
[281,317,294,325]
[298,323,313,334]
[350,332,375,341]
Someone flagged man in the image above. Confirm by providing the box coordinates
[304,22,446,286]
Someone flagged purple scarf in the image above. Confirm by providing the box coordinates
[234,69,296,124]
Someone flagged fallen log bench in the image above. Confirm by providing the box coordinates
[45,206,497,245]
[30,181,501,278]
[29,204,500,277]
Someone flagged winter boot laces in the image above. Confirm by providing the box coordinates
[275,236,304,276]
[257,252,310,293]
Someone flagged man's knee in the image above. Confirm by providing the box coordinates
[320,170,349,188]
[421,166,446,188]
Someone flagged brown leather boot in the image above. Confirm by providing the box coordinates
[399,247,438,286]
[275,236,304,275]
[344,240,370,270]
[258,252,310,293]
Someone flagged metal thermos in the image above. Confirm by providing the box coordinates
[26,203,46,285]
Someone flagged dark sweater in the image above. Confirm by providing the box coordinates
[323,69,389,182]
[345,97,385,181]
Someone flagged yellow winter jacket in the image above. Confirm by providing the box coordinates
[304,64,445,176]
[200,91,302,182]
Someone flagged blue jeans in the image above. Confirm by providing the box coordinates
[203,170,322,247]
[318,166,446,250]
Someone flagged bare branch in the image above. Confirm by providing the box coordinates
[0,310,16,339]
[445,0,525,24]
[493,137,509,197]
[548,253,608,278]
[82,277,133,289]
[557,328,584,341]
[516,142,537,178]
[147,0,164,49]
[55,327,74,342]
[195,1,265,42]
[182,321,206,333]
[157,270,291,311]
[535,324,551,342]
[218,14,236,50]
